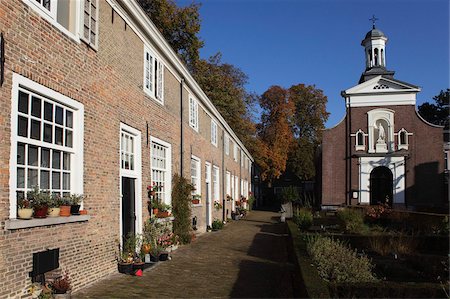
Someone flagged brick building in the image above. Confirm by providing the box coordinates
[320,25,447,210]
[0,0,252,297]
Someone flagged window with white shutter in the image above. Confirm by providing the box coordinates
[189,96,198,131]
[144,47,164,104]
[82,0,99,49]
[224,134,230,155]
[211,120,218,146]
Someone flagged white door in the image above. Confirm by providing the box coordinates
[205,162,212,228]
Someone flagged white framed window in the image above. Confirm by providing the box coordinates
[212,165,220,201]
[81,0,99,49]
[189,96,199,131]
[241,151,244,167]
[10,74,84,219]
[224,134,230,155]
[121,131,135,171]
[190,155,201,196]
[226,171,231,197]
[397,128,410,150]
[233,142,238,162]
[144,46,164,104]
[150,137,172,204]
[234,175,239,200]
[355,129,365,151]
[211,120,218,146]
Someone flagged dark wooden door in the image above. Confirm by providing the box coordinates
[370,166,393,206]
[121,177,135,245]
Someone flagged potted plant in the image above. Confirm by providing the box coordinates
[69,194,84,215]
[147,183,162,215]
[17,197,33,219]
[48,194,62,217]
[157,203,171,218]
[191,194,201,205]
[28,187,51,219]
[117,251,134,274]
[149,246,160,262]
[143,218,158,263]
[214,201,222,211]
[150,200,161,216]
[59,196,72,217]
[49,271,71,299]
[226,195,233,202]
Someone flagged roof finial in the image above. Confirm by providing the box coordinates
[369,15,379,29]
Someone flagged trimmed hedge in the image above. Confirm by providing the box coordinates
[287,220,330,298]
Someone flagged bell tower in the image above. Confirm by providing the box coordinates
[359,16,395,83]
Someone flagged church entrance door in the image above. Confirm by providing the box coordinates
[369,166,393,206]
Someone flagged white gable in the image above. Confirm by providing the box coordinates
[342,76,421,107]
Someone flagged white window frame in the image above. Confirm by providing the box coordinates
[150,136,172,205]
[143,45,164,104]
[234,175,239,201]
[190,155,201,196]
[9,73,84,219]
[212,165,220,202]
[189,96,199,131]
[241,151,244,167]
[24,0,82,44]
[224,134,229,155]
[397,128,410,150]
[211,120,218,147]
[355,129,366,151]
[233,142,238,162]
[226,171,231,197]
[80,0,99,50]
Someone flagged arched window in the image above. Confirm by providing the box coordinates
[374,48,379,66]
[355,129,365,151]
[398,128,409,150]
[381,49,384,66]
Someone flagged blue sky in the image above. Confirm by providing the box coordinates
[177,0,449,127]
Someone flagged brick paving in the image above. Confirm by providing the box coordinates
[74,210,295,298]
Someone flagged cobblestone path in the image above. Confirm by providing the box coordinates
[74,210,295,298]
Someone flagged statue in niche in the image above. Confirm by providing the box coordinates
[376,121,386,143]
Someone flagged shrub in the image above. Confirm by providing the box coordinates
[281,186,298,204]
[171,174,194,244]
[337,208,368,234]
[305,235,377,283]
[247,195,255,211]
[212,219,224,230]
[369,234,419,256]
[294,208,313,230]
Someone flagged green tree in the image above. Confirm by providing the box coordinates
[137,0,204,71]
[287,84,329,180]
[418,89,449,126]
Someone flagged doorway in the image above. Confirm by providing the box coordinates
[370,166,393,206]
[205,162,212,229]
[121,177,135,245]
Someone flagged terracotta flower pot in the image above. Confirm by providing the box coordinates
[157,211,170,218]
[192,199,200,205]
[48,207,60,217]
[34,206,48,218]
[18,208,33,219]
[60,205,71,217]
[152,208,159,216]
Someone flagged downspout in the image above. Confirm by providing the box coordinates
[222,132,226,222]
[343,93,349,206]
[348,100,352,206]
[180,78,184,176]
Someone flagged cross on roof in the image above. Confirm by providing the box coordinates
[369,15,379,29]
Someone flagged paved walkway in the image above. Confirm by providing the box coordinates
[74,210,295,298]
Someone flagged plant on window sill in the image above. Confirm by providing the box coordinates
[192,194,201,205]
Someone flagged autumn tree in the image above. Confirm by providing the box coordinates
[418,89,449,126]
[257,86,295,184]
[287,84,329,180]
[137,0,204,71]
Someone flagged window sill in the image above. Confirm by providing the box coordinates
[155,216,174,224]
[192,204,203,208]
[5,215,90,230]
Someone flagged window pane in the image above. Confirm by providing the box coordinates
[52,150,61,169]
[44,101,53,121]
[17,143,25,165]
[55,106,64,125]
[52,171,61,189]
[40,170,50,189]
[63,173,70,190]
[63,153,70,170]
[28,169,38,188]
[44,124,52,143]
[31,120,41,140]
[17,168,25,188]
[130,154,134,170]
[65,130,73,147]
[18,91,29,114]
[28,145,38,166]
[66,111,73,128]
[18,116,28,137]
[55,126,63,145]
[31,96,41,118]
[41,148,50,168]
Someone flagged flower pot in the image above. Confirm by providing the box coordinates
[48,207,60,217]
[18,208,33,219]
[157,211,170,218]
[54,291,72,299]
[118,262,133,274]
[159,252,169,261]
[79,210,87,215]
[152,208,159,216]
[70,205,81,215]
[192,199,200,205]
[133,262,145,272]
[59,205,71,217]
[34,206,48,218]
[150,254,159,262]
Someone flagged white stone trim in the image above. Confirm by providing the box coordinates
[10,74,84,219]
[367,108,395,153]
[358,156,405,205]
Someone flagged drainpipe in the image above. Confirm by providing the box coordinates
[348,99,352,206]
[180,78,184,176]
[222,132,226,222]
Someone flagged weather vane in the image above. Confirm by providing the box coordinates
[369,15,379,29]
